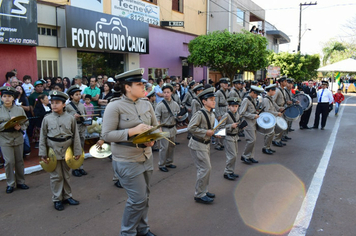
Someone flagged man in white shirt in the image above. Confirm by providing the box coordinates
[74,75,87,103]
[313,81,334,130]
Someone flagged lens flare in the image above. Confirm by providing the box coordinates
[235,164,305,235]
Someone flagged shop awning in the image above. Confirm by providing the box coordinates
[266,30,290,44]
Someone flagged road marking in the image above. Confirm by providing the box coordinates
[288,97,353,235]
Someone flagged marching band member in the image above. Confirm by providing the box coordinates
[66,85,88,177]
[239,86,265,164]
[155,83,180,172]
[39,91,82,211]
[220,97,241,180]
[228,79,245,100]
[284,78,297,135]
[191,84,204,115]
[214,78,229,151]
[182,80,196,139]
[102,68,157,236]
[262,84,283,155]
[188,87,217,204]
[272,76,288,147]
[0,86,29,194]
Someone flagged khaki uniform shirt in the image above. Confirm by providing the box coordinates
[239,96,257,130]
[172,93,181,106]
[215,89,228,117]
[187,107,215,152]
[273,87,287,107]
[66,100,87,136]
[101,95,158,163]
[155,99,180,137]
[39,111,82,159]
[182,90,195,110]
[263,95,281,116]
[228,88,245,100]
[0,104,29,147]
[191,98,203,115]
[221,111,240,141]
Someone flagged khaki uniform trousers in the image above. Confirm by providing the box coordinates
[49,160,72,202]
[264,131,275,149]
[242,129,256,159]
[158,130,176,167]
[190,147,211,198]
[223,137,239,175]
[2,144,25,187]
[113,159,153,236]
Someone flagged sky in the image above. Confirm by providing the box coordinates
[251,0,356,55]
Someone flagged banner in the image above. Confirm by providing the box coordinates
[0,0,37,46]
[112,0,160,26]
[66,6,149,54]
[266,66,280,78]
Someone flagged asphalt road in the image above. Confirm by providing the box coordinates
[1,94,355,236]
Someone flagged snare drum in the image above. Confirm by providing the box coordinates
[256,112,276,135]
[284,105,301,121]
[275,117,288,134]
[294,93,312,110]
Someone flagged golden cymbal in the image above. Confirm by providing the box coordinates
[129,124,166,142]
[40,148,57,172]
[65,147,85,169]
[132,132,169,144]
[89,143,112,159]
[4,116,27,130]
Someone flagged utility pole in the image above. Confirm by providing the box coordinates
[297,2,317,52]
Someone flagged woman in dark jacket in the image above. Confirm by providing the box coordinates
[33,94,51,148]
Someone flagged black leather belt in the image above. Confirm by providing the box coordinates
[48,136,72,142]
[226,133,238,136]
[192,136,210,144]
[162,125,175,128]
[116,142,147,148]
[2,127,17,133]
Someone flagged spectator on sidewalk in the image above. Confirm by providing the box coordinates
[333,89,345,116]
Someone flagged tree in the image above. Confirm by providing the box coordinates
[322,40,346,66]
[268,52,320,82]
[187,30,270,80]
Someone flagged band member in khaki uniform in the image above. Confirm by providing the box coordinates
[39,91,82,211]
[155,83,180,172]
[102,68,158,236]
[146,90,156,110]
[188,87,217,204]
[228,79,245,100]
[239,86,265,164]
[191,84,204,115]
[66,85,88,177]
[214,78,229,150]
[220,97,241,180]
[182,80,196,139]
[171,82,182,106]
[0,86,29,194]
[262,84,283,155]
[285,78,297,135]
[272,76,288,147]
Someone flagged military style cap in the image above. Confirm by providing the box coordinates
[67,84,81,95]
[251,80,258,85]
[162,83,173,92]
[286,78,294,83]
[74,75,82,80]
[115,68,145,83]
[250,85,265,94]
[321,81,329,85]
[227,97,241,105]
[171,82,177,87]
[34,80,44,87]
[193,84,204,92]
[232,78,244,84]
[188,80,196,88]
[49,90,68,102]
[219,78,229,84]
[147,90,156,98]
[265,84,277,91]
[277,75,287,83]
[198,87,216,100]
[0,86,16,96]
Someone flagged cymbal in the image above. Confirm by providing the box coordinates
[89,143,112,158]
[132,132,169,144]
[129,124,166,142]
[65,147,85,169]
[4,116,27,130]
[40,148,57,172]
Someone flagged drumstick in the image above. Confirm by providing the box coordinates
[212,116,228,132]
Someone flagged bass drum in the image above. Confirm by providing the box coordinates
[294,93,312,111]
[284,105,301,122]
[256,112,276,135]
[275,117,288,134]
[297,104,304,115]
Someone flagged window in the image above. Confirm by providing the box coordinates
[236,8,245,26]
[172,0,183,13]
[37,60,59,79]
[38,26,59,36]
[143,0,157,4]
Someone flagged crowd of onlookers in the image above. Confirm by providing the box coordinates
[250,26,265,36]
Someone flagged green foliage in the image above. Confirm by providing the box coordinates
[187,30,270,80]
[268,52,320,82]
[78,52,124,77]
[322,40,347,66]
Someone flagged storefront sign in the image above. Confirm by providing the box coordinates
[112,0,160,26]
[0,0,38,46]
[267,65,280,78]
[66,6,149,54]
[71,0,103,13]
[161,21,184,27]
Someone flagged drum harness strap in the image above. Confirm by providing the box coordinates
[233,88,242,99]
[227,111,239,134]
[246,96,257,112]
[278,87,287,106]
[218,89,227,107]
[193,97,203,108]
[162,100,177,126]
[191,109,212,144]
[69,101,85,124]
